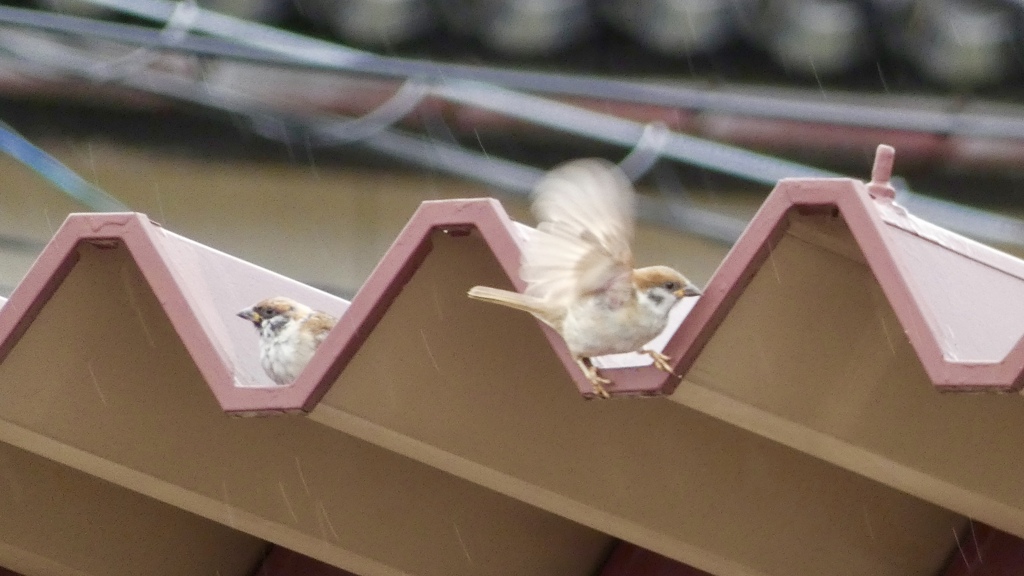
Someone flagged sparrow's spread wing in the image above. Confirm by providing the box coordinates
[521,159,635,305]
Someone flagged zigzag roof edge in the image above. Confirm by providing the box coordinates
[0,213,347,415]
[665,171,1024,393]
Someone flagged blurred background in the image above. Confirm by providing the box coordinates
[2,0,1024,299]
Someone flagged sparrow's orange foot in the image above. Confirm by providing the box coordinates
[641,349,679,377]
[576,358,612,399]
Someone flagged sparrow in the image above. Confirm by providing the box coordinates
[468,159,702,398]
[236,296,337,385]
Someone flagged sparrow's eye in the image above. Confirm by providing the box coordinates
[663,281,679,292]
[260,307,275,318]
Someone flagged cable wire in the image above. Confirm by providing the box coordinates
[63,1,840,184]
[2,4,1021,247]
[0,30,749,244]
[0,119,128,212]
[3,4,1023,140]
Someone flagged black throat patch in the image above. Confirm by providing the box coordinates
[646,291,665,307]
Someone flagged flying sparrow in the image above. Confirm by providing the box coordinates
[468,159,702,398]
[236,296,337,385]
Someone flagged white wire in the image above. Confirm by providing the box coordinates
[13,1,1024,247]
[618,122,670,182]
[76,0,837,184]
[86,0,199,82]
[0,29,748,243]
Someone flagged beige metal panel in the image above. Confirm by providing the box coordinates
[0,143,731,298]
[676,210,1024,537]
[0,244,609,576]
[0,441,265,576]
[311,229,961,576]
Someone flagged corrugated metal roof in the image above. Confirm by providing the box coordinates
[6,147,1024,574]
[670,148,1024,393]
[0,213,347,414]
[2,147,1023,415]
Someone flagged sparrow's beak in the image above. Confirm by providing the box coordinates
[676,282,703,298]
[236,307,261,326]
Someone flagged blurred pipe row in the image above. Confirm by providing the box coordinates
[4,2,1024,173]
[38,0,1024,88]
[4,4,1024,250]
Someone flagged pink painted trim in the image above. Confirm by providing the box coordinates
[0,224,82,364]
[0,212,348,415]
[299,197,641,405]
[941,523,1024,576]
[3,155,1023,414]
[665,172,1024,394]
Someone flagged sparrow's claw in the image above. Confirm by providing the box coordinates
[641,349,679,377]
[576,358,612,399]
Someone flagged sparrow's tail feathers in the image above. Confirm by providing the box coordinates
[468,285,540,311]
[467,286,559,328]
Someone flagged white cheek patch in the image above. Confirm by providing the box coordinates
[590,296,698,369]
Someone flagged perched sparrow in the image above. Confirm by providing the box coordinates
[236,296,337,385]
[468,159,702,398]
